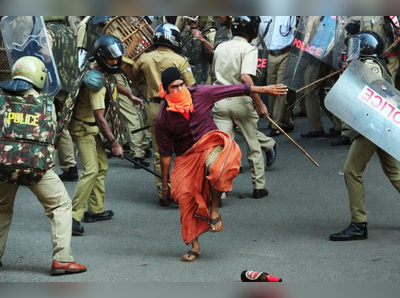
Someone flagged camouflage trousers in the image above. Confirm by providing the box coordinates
[55,91,77,171]
[344,136,400,223]
[0,170,74,262]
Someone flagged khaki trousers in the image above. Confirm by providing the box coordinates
[267,51,293,129]
[0,170,74,262]
[344,136,400,223]
[118,95,149,159]
[149,101,163,199]
[71,132,108,221]
[341,122,352,138]
[213,96,266,189]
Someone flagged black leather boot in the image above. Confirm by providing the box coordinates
[329,222,368,241]
[59,166,78,182]
[72,219,84,236]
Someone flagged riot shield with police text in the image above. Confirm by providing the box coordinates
[283,16,335,91]
[293,16,336,64]
[325,60,400,161]
[1,16,60,95]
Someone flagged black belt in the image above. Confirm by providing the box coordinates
[269,46,291,56]
[149,97,164,104]
[72,116,97,126]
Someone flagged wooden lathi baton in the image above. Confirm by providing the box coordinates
[383,38,400,57]
[267,116,319,167]
[295,69,344,94]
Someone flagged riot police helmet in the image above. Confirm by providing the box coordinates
[10,56,47,90]
[153,23,181,53]
[93,35,125,74]
[231,16,261,40]
[345,30,384,60]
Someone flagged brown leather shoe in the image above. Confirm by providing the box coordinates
[253,188,269,199]
[51,261,87,276]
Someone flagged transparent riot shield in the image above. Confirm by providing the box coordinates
[1,16,60,95]
[325,60,400,161]
[332,16,362,70]
[282,16,334,91]
[292,16,336,64]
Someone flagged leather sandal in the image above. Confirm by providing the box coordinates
[209,214,224,233]
[181,250,200,262]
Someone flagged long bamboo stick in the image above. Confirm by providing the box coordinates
[296,69,344,94]
[267,116,319,167]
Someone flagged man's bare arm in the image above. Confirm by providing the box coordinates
[117,84,144,108]
[160,155,172,204]
[241,74,269,118]
[93,109,124,159]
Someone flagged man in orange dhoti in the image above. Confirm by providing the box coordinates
[155,67,287,262]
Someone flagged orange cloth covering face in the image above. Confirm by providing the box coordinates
[158,84,195,121]
[170,130,242,245]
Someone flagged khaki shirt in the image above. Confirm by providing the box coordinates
[73,86,106,124]
[133,46,196,99]
[213,36,258,86]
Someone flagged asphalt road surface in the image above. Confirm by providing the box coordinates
[1,114,400,282]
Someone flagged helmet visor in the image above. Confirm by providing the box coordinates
[99,43,125,59]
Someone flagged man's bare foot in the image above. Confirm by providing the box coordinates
[181,249,200,262]
[210,208,224,232]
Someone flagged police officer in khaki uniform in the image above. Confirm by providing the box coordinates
[70,35,143,235]
[0,56,86,275]
[213,16,285,199]
[133,23,196,206]
[116,59,150,168]
[207,16,277,170]
[360,16,399,80]
[330,31,400,241]
[261,16,296,136]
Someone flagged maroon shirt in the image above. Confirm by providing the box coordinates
[156,83,251,156]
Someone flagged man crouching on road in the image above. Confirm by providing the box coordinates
[156,67,287,262]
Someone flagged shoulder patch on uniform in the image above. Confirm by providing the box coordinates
[84,70,105,92]
[371,66,380,73]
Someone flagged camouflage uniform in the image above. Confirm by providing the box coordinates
[213,26,233,50]
[181,27,216,85]
[0,22,11,82]
[46,19,80,174]
[59,61,122,222]
[0,88,74,263]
